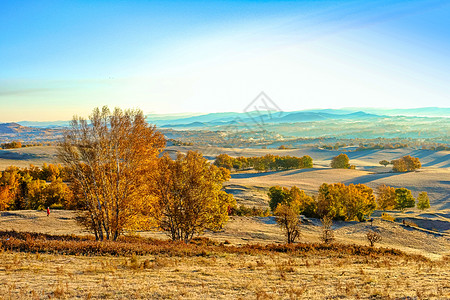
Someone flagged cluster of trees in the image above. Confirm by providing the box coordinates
[214,153,313,172]
[391,155,421,172]
[1,141,22,149]
[269,182,377,222]
[376,185,429,211]
[59,107,235,242]
[0,164,73,211]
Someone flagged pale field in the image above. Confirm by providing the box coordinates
[1,247,449,299]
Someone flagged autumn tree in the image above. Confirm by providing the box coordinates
[376,184,397,210]
[268,185,317,217]
[317,183,376,221]
[214,154,234,170]
[274,204,301,244]
[289,186,316,217]
[321,216,334,244]
[392,156,421,172]
[151,151,235,242]
[379,160,390,167]
[58,106,165,241]
[394,188,415,211]
[330,153,350,169]
[417,192,430,210]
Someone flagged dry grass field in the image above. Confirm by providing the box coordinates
[1,145,449,299]
[1,248,449,299]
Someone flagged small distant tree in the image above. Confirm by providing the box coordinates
[417,192,430,210]
[275,204,301,244]
[366,230,382,247]
[394,188,415,211]
[376,184,397,210]
[321,216,334,244]
[379,160,390,167]
[330,153,350,169]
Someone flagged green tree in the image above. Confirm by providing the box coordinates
[268,186,290,212]
[301,155,313,168]
[394,188,415,211]
[417,192,430,210]
[330,153,350,169]
[379,160,390,167]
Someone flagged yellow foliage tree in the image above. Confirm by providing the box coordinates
[151,151,235,242]
[58,106,165,241]
[376,184,397,210]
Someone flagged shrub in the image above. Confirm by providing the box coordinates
[366,231,382,247]
[381,212,395,222]
[379,160,390,167]
[320,216,334,244]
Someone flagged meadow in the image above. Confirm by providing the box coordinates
[0,145,449,299]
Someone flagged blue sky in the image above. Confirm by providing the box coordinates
[1,0,449,121]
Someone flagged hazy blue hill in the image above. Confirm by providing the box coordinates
[18,121,70,128]
[344,107,450,117]
[0,123,23,134]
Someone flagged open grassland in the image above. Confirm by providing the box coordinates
[1,210,449,260]
[1,230,449,299]
[0,146,59,170]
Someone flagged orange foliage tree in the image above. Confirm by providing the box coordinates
[392,155,421,172]
[58,107,165,241]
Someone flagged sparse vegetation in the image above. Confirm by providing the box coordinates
[320,216,334,244]
[366,230,382,247]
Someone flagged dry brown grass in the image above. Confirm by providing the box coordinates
[0,248,449,299]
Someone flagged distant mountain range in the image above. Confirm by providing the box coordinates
[1,107,448,130]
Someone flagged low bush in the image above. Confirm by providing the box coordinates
[0,230,429,262]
